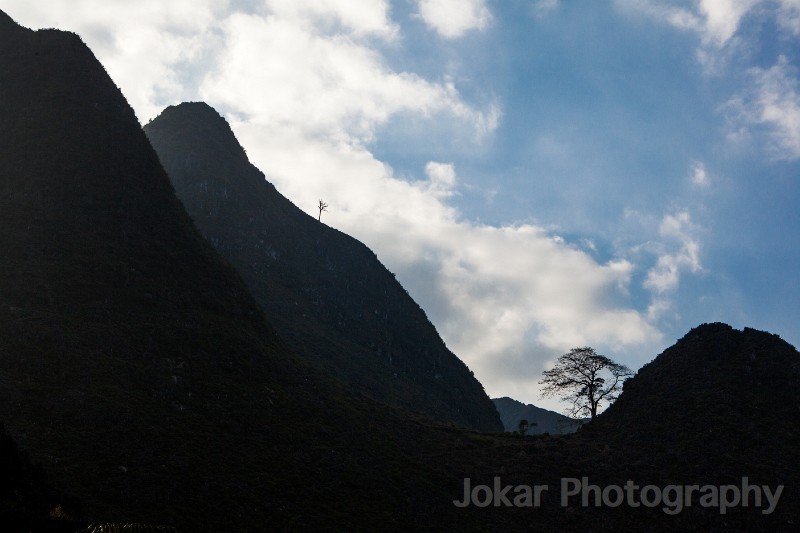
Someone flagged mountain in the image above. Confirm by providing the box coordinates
[0,10,303,527]
[588,323,800,453]
[471,324,800,531]
[142,102,502,432]
[492,397,583,435]
[579,323,800,528]
[0,12,473,530]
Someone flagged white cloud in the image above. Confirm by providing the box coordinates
[616,1,800,160]
[690,160,711,187]
[746,57,800,159]
[261,0,398,38]
[7,0,664,406]
[615,0,757,48]
[423,162,458,197]
[643,212,703,313]
[777,0,800,35]
[416,0,491,38]
[200,12,496,146]
[721,56,800,160]
[696,0,759,46]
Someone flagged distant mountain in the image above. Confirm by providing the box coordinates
[143,102,502,432]
[492,397,582,435]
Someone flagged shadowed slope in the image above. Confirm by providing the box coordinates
[144,102,502,432]
[0,12,476,530]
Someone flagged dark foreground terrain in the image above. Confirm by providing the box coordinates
[1,10,797,532]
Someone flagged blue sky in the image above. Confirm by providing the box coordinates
[6,0,799,411]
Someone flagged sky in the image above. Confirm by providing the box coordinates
[5,0,799,411]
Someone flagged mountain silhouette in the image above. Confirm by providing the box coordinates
[0,11,480,530]
[143,101,502,432]
[492,396,583,435]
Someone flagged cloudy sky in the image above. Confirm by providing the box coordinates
[6,0,799,410]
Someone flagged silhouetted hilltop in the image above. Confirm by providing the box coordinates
[492,397,582,435]
[143,101,502,432]
[592,323,800,443]
[576,323,800,527]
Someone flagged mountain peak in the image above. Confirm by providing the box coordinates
[145,101,504,432]
[152,101,226,126]
[147,101,252,175]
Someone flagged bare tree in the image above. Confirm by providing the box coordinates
[317,199,328,221]
[539,347,633,421]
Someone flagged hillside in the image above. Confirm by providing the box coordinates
[0,12,476,530]
[447,324,800,531]
[143,102,501,432]
[588,323,800,472]
[492,397,583,435]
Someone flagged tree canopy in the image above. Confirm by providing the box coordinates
[539,347,633,420]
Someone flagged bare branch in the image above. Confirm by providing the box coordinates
[539,346,633,421]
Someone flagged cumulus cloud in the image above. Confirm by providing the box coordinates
[9,0,664,405]
[416,0,491,38]
[200,11,497,146]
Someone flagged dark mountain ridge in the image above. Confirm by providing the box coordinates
[0,12,477,530]
[143,101,501,432]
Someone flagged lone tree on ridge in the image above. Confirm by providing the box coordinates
[317,200,328,221]
[539,347,633,421]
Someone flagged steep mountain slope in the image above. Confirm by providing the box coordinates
[492,396,582,435]
[0,12,301,527]
[143,102,502,432]
[0,12,479,531]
